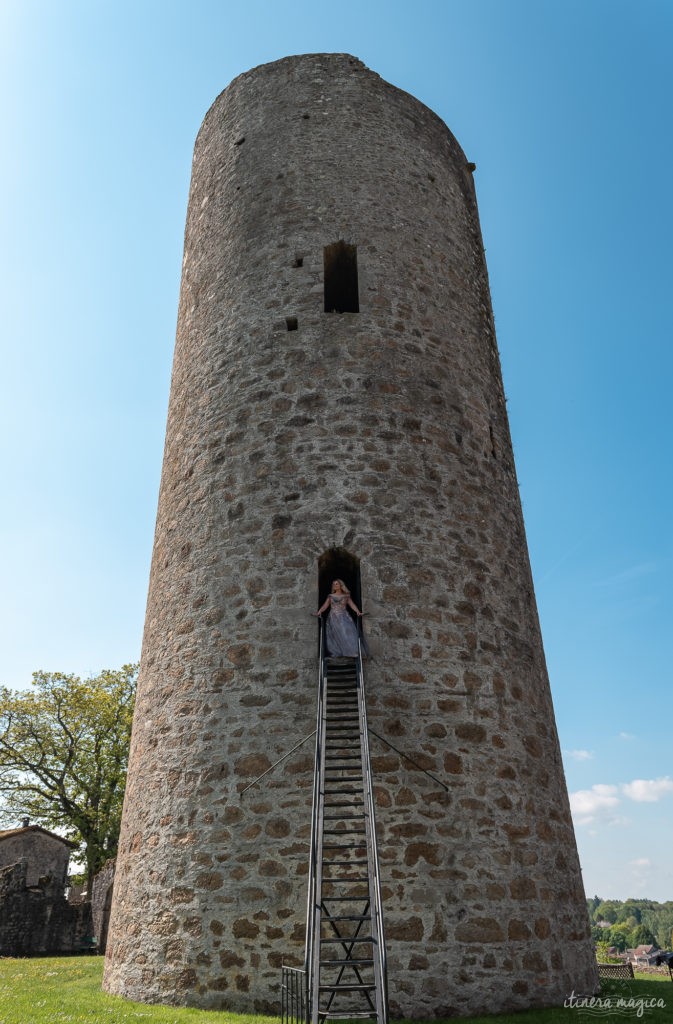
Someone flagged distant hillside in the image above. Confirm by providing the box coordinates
[587,897,673,950]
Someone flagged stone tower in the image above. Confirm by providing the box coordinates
[103,54,597,1017]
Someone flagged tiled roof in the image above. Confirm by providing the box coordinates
[0,825,77,848]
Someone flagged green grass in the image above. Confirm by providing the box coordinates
[0,958,277,1024]
[0,958,670,1024]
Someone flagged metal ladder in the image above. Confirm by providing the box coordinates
[304,623,388,1024]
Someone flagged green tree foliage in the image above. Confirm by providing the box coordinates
[0,665,137,886]
[587,898,673,952]
[630,924,657,947]
[595,940,622,964]
[610,928,630,952]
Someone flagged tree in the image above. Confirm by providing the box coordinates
[596,902,619,924]
[610,928,630,952]
[630,924,657,948]
[595,941,621,964]
[0,665,137,887]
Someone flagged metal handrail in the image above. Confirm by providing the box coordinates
[356,623,389,1024]
[281,964,307,1024]
[303,616,326,1023]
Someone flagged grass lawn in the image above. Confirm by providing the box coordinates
[0,958,670,1024]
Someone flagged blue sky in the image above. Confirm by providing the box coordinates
[1,0,671,902]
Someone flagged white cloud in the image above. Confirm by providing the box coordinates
[619,732,637,741]
[570,776,673,827]
[631,858,651,868]
[622,777,673,803]
[570,784,620,824]
[565,749,595,761]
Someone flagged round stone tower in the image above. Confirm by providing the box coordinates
[103,54,597,1017]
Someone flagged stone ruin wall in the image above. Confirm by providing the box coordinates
[0,829,71,894]
[0,859,93,956]
[103,54,597,1017]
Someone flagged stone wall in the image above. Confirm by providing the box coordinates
[104,53,597,1017]
[0,860,93,956]
[0,827,72,894]
[91,858,116,953]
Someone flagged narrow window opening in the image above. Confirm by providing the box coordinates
[286,316,298,332]
[293,257,303,268]
[489,424,497,459]
[324,241,359,313]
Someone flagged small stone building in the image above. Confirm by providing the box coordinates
[0,822,92,956]
[0,823,74,894]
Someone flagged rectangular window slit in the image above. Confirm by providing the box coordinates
[324,241,359,313]
[286,316,298,331]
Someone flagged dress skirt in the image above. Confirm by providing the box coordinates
[325,597,365,657]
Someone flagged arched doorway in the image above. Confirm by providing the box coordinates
[317,547,361,611]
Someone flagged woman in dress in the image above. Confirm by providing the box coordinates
[314,579,364,657]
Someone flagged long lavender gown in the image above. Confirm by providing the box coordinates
[325,594,360,657]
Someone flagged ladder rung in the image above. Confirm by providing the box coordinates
[323,789,363,795]
[319,901,366,909]
[321,895,370,901]
[322,915,371,922]
[323,828,366,834]
[323,859,369,867]
[321,917,372,925]
[318,1013,377,1020]
[319,984,376,992]
[322,844,366,850]
[321,936,374,944]
[320,959,375,967]
[322,875,370,882]
[323,813,365,820]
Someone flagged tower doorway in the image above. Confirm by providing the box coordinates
[317,548,361,610]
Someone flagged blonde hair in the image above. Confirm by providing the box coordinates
[331,578,350,596]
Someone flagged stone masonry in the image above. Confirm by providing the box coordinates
[0,824,74,894]
[103,54,598,1016]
